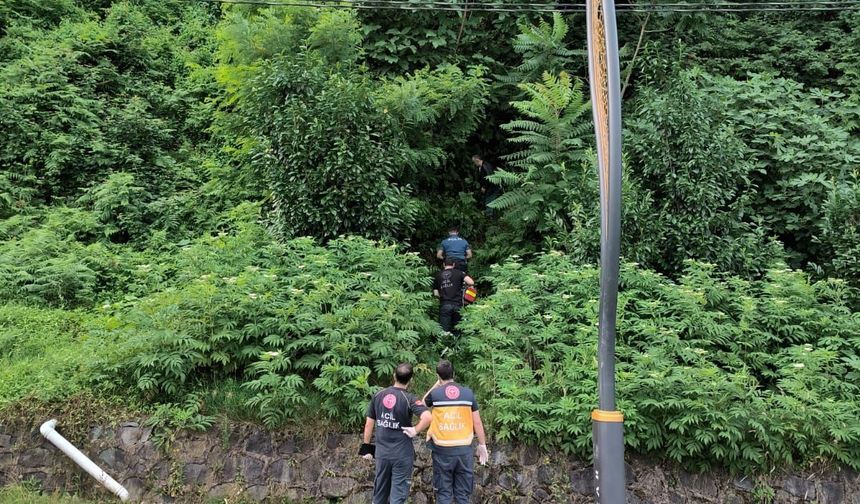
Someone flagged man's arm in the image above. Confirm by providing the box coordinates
[404,410,432,438]
[436,248,444,260]
[472,411,486,445]
[415,411,432,433]
[464,275,475,287]
[473,411,489,465]
[422,380,441,403]
[433,289,440,298]
[363,417,375,444]
[466,247,473,260]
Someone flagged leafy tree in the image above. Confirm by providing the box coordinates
[377,64,490,192]
[0,1,217,207]
[500,12,579,88]
[249,53,418,241]
[488,72,592,247]
[217,7,490,241]
[702,72,860,268]
[628,63,782,276]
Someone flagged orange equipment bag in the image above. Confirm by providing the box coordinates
[463,286,478,305]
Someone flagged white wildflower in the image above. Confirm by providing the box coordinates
[792,363,805,369]
[248,293,258,300]
[380,293,392,299]
[222,276,237,284]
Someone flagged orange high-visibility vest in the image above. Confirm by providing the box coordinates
[427,383,477,448]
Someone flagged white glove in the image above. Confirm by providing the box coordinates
[476,444,489,465]
[362,453,374,461]
[402,426,417,438]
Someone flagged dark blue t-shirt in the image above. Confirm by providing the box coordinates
[366,386,428,460]
[439,235,470,260]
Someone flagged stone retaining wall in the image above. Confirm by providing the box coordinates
[1,420,857,503]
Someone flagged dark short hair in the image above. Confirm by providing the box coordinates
[443,257,457,266]
[448,226,459,233]
[471,154,482,160]
[437,360,454,380]
[395,363,413,385]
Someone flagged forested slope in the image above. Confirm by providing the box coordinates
[1,0,859,474]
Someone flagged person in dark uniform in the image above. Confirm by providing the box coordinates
[436,227,472,273]
[363,363,432,504]
[472,154,500,208]
[422,360,489,504]
[433,257,475,334]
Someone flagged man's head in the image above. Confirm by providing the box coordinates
[448,226,459,236]
[394,362,414,385]
[436,359,454,381]
[471,154,483,167]
[443,257,457,269]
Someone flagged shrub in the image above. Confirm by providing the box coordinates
[0,208,114,307]
[0,305,118,406]
[814,177,860,289]
[77,172,148,243]
[100,223,440,428]
[459,252,860,472]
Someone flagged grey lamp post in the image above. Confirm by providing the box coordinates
[585,0,626,503]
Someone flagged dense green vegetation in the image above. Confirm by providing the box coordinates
[0,485,99,504]
[1,0,859,477]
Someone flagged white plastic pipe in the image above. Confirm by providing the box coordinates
[39,419,130,502]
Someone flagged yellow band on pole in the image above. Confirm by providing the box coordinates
[592,409,624,422]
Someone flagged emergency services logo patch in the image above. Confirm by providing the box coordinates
[383,393,397,409]
[445,385,460,400]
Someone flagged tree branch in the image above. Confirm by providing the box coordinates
[621,12,650,99]
[456,1,470,50]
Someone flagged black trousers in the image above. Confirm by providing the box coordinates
[439,303,462,333]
